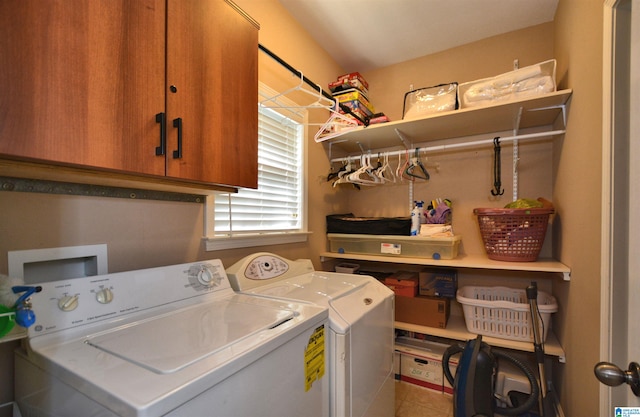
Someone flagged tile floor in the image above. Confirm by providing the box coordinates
[395,381,454,417]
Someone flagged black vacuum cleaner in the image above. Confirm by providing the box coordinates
[443,335,539,417]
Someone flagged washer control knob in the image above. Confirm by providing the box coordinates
[58,295,79,312]
[96,288,113,304]
[197,267,215,286]
[188,263,222,289]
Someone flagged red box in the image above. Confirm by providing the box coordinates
[337,72,369,90]
[384,273,418,297]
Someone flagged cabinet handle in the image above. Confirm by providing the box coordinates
[172,117,183,159]
[155,113,166,156]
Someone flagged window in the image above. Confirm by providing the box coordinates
[204,84,308,251]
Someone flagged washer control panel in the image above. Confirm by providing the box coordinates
[244,254,291,280]
[225,252,316,291]
[28,259,230,336]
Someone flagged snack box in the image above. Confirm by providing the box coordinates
[337,71,369,90]
[334,89,375,115]
[339,101,374,119]
[329,78,369,96]
[369,113,390,124]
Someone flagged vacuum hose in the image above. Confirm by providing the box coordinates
[443,342,540,416]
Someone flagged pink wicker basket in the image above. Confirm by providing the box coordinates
[474,208,554,261]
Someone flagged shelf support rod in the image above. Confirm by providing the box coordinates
[513,107,523,201]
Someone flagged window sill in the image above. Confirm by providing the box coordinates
[203,231,311,251]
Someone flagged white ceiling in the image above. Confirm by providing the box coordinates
[278,0,559,72]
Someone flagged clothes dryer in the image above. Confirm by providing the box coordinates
[226,253,395,417]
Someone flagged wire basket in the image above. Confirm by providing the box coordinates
[457,286,558,342]
[474,207,554,261]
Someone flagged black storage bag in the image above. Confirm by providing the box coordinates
[326,213,411,236]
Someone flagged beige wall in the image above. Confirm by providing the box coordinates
[0,0,606,414]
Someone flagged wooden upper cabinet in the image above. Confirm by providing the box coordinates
[0,0,259,189]
[166,0,259,188]
[0,0,166,176]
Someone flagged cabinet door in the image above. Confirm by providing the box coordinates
[0,0,166,176]
[166,0,259,188]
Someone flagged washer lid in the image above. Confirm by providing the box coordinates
[85,297,295,374]
[245,272,369,305]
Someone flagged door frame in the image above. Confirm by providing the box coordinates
[600,0,633,414]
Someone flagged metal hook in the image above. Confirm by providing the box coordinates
[491,137,504,196]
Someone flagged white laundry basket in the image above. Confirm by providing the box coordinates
[457,286,558,342]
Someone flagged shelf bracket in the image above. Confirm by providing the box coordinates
[394,129,412,149]
[527,103,568,130]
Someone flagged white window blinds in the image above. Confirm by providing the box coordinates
[213,104,304,235]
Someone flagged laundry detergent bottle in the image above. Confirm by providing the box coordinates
[411,201,424,236]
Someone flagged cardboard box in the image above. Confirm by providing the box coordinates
[400,353,443,392]
[395,337,450,393]
[395,295,450,328]
[396,337,459,394]
[329,78,369,97]
[419,268,457,298]
[385,277,418,297]
[337,72,369,90]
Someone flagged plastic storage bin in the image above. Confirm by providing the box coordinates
[327,233,461,259]
[457,286,558,342]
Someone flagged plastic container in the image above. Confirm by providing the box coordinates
[402,82,458,119]
[334,263,360,274]
[328,233,461,259]
[457,286,558,342]
[0,306,16,338]
[458,59,557,108]
[474,207,554,261]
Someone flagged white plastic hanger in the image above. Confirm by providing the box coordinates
[260,71,336,111]
[314,99,361,142]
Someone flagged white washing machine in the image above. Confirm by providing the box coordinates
[226,253,395,417]
[14,259,330,417]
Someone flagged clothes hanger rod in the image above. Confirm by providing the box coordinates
[329,129,565,163]
[259,44,367,125]
[259,44,334,102]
